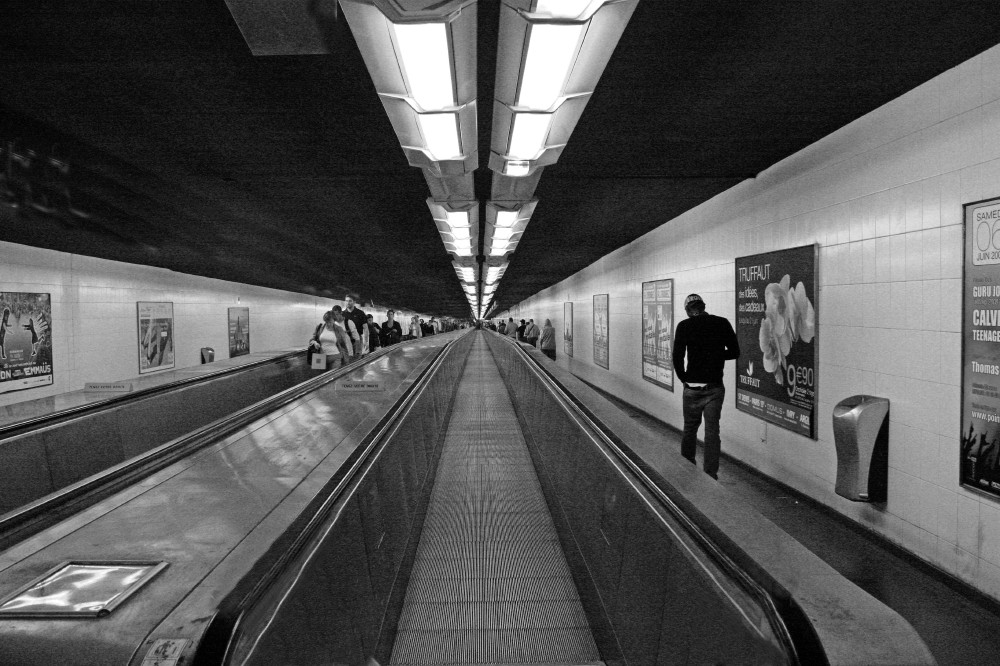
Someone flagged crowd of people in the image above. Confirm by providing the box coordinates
[481,317,557,360]
[308,296,444,370]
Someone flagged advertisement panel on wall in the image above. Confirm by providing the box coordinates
[228,307,250,358]
[962,195,1000,498]
[735,245,817,438]
[594,294,609,369]
[563,302,573,357]
[642,279,674,391]
[0,292,53,394]
[137,302,175,374]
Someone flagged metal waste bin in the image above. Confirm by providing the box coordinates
[833,395,889,502]
[200,347,215,364]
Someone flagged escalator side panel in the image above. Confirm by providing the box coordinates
[485,333,791,666]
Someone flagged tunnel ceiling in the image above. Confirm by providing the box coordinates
[0,1,996,318]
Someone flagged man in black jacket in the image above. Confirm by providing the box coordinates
[672,294,740,480]
[343,296,367,360]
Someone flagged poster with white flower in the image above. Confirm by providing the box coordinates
[735,245,817,438]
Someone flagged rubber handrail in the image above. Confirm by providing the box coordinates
[0,344,401,551]
[0,349,305,440]
[191,333,470,666]
[494,333,807,665]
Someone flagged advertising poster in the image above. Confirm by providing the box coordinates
[0,292,53,394]
[594,294,609,369]
[228,307,250,358]
[735,245,817,438]
[137,302,174,374]
[564,302,573,357]
[962,195,1000,498]
[642,279,674,391]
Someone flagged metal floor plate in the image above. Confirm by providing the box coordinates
[390,339,600,665]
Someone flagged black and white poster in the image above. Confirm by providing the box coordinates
[594,294,609,369]
[642,279,674,391]
[228,307,250,358]
[735,245,817,438]
[0,292,53,393]
[564,301,573,357]
[962,195,1000,498]
[137,301,175,374]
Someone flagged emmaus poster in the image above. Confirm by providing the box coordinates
[962,195,1000,498]
[641,279,674,390]
[735,245,817,438]
[0,292,53,394]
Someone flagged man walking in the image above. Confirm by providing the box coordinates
[524,319,540,347]
[672,294,739,480]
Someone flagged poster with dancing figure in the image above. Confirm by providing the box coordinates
[642,279,674,391]
[594,294,609,369]
[564,302,573,358]
[735,245,817,438]
[962,195,1000,498]
[228,307,250,358]
[0,292,53,394]
[137,302,174,374]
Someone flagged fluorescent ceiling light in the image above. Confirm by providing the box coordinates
[453,240,473,256]
[491,227,514,241]
[392,22,455,110]
[456,267,475,281]
[517,23,585,110]
[507,113,551,160]
[445,210,469,228]
[450,226,471,240]
[495,210,518,227]
[504,160,531,177]
[418,113,462,160]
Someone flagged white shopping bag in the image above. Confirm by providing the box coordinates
[310,353,328,370]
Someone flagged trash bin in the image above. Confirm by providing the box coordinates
[200,347,215,364]
[833,395,889,502]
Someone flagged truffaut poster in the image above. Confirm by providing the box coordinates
[735,245,817,438]
[563,301,573,357]
[137,302,175,374]
[642,279,674,391]
[961,195,1000,498]
[594,294,609,369]
[228,307,250,358]
[0,292,53,394]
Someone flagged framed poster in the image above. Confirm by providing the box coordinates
[593,294,609,369]
[228,307,250,358]
[642,279,674,391]
[137,302,175,374]
[0,292,53,394]
[564,302,574,357]
[735,245,817,438]
[962,195,1000,498]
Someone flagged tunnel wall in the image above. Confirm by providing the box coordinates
[497,44,1000,599]
[0,241,433,408]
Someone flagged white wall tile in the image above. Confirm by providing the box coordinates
[497,44,1000,601]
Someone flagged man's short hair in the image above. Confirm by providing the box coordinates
[684,294,705,309]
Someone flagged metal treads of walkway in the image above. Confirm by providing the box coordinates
[391,339,601,665]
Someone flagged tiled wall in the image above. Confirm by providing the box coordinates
[0,241,346,407]
[499,45,1000,599]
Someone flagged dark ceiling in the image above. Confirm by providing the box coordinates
[0,1,996,317]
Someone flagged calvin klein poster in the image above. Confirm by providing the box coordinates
[961,195,1000,498]
[228,307,250,358]
[564,302,573,357]
[137,301,174,374]
[0,292,53,394]
[594,294,609,369]
[735,245,817,438]
[642,279,674,391]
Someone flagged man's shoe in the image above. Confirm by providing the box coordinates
[707,471,718,480]
[683,455,696,466]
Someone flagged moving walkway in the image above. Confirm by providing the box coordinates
[0,332,932,665]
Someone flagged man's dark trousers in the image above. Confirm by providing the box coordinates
[681,383,725,476]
